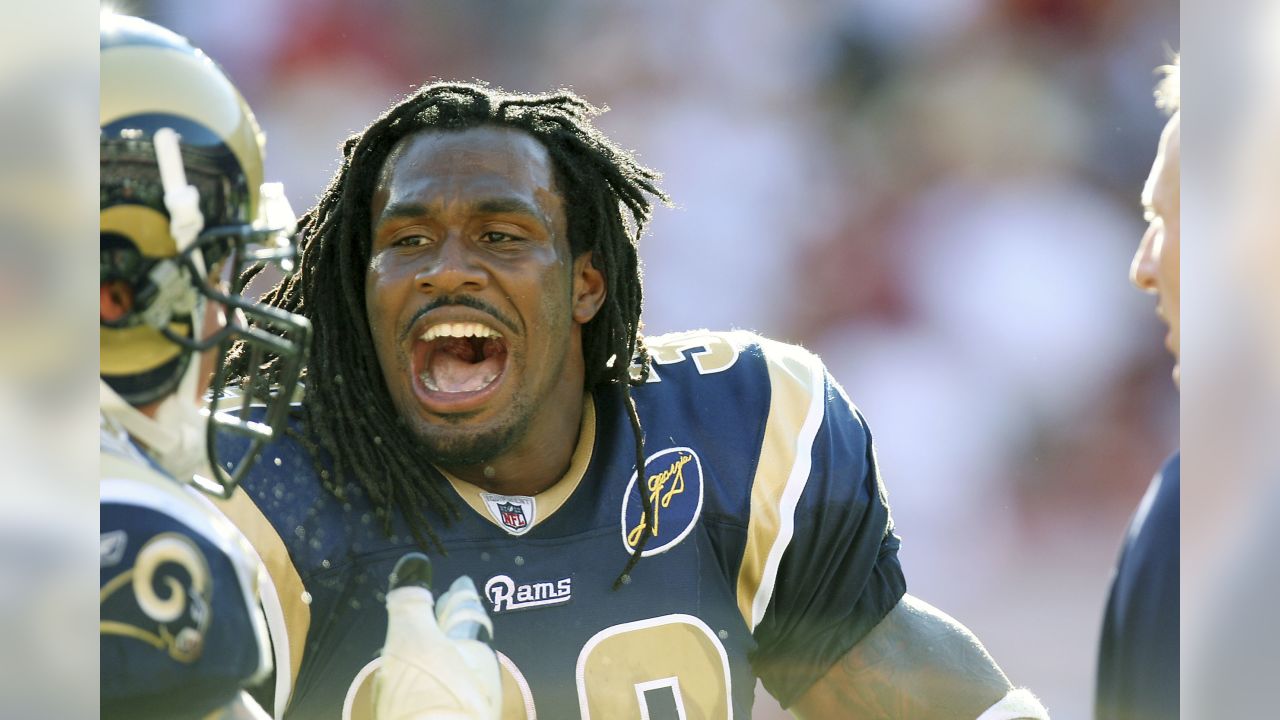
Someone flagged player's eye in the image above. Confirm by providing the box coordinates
[481,231,519,244]
[393,234,431,247]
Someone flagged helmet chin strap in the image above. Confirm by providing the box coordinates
[100,380,212,482]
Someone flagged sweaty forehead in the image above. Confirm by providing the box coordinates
[374,126,559,206]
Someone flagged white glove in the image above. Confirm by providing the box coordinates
[975,688,1050,720]
[374,557,502,720]
[217,692,272,720]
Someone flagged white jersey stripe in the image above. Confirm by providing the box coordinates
[749,349,827,631]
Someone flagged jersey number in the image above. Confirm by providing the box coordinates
[573,614,732,719]
[343,614,733,720]
[633,332,740,383]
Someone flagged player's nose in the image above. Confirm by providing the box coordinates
[1130,224,1159,293]
[415,237,487,295]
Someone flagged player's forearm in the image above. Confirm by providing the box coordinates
[790,594,1013,720]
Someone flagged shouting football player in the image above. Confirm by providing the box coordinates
[219,82,1050,719]
[1094,54,1180,720]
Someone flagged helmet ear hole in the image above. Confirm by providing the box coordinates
[100,279,136,323]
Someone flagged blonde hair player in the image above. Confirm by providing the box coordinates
[1094,53,1180,720]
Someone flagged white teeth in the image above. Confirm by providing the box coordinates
[419,322,502,343]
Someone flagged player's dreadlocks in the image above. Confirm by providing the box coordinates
[228,82,667,588]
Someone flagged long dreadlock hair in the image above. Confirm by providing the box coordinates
[228,82,668,588]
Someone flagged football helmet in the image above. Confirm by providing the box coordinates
[100,13,310,496]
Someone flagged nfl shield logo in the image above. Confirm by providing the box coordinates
[481,492,536,536]
[498,502,527,531]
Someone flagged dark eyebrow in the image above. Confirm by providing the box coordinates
[475,197,544,219]
[374,197,549,230]
[375,202,432,230]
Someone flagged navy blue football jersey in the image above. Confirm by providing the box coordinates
[218,331,906,719]
[1096,452,1179,720]
[100,416,272,720]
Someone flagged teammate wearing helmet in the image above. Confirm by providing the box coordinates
[99,15,503,720]
[98,14,309,719]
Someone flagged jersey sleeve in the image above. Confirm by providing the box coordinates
[1095,453,1179,720]
[100,460,271,720]
[737,339,906,708]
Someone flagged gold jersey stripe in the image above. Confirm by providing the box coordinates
[735,340,828,632]
[441,396,595,531]
[216,488,310,714]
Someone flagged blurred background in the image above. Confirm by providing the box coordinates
[0,2,97,717]
[1181,0,1280,716]
[120,0,1179,716]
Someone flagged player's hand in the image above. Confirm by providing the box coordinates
[373,553,501,720]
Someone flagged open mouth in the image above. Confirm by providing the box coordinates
[412,321,509,402]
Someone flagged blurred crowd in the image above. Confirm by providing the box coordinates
[135,1,1179,716]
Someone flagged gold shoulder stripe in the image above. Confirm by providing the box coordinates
[216,488,310,715]
[735,340,828,632]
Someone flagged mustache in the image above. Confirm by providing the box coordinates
[403,295,520,340]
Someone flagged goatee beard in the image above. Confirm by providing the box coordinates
[418,411,530,469]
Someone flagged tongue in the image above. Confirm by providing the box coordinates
[427,354,489,392]
[424,343,502,393]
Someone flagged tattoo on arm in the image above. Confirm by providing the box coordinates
[790,594,1012,719]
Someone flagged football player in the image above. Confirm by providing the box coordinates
[1094,54,1180,720]
[99,13,310,720]
[100,16,505,720]
[217,82,1050,719]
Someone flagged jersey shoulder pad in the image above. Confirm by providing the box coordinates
[101,455,270,719]
[639,328,827,388]
[215,407,334,518]
[101,451,264,571]
[628,330,841,522]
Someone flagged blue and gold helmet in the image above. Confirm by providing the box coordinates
[100,13,310,496]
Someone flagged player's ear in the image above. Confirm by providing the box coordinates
[571,251,606,325]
